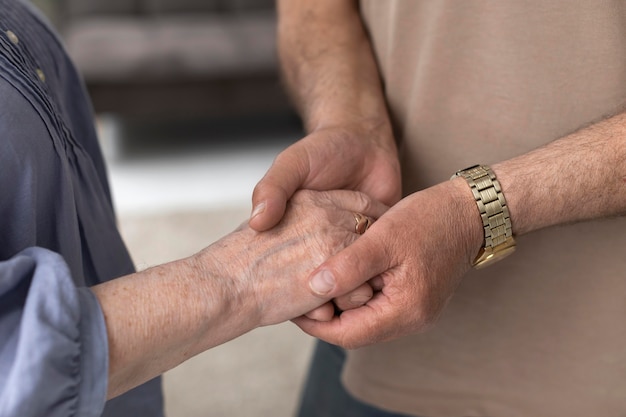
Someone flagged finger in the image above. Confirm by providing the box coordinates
[332,282,373,312]
[303,302,335,321]
[307,227,389,298]
[369,275,384,291]
[324,189,389,220]
[293,296,396,349]
[249,146,311,231]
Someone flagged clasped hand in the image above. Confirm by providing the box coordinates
[292,181,482,349]
[197,189,387,328]
[247,182,482,349]
[247,125,483,349]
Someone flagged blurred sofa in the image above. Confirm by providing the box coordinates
[52,0,291,120]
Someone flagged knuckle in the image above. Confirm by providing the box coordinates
[251,181,266,200]
[273,148,292,166]
[354,191,373,214]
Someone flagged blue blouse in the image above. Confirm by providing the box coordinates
[0,1,163,415]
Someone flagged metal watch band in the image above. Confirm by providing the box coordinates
[453,164,516,268]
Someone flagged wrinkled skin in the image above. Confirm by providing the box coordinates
[248,124,401,318]
[199,189,389,327]
[95,189,389,398]
[291,181,482,348]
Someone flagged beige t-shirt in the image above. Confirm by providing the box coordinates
[342,1,626,416]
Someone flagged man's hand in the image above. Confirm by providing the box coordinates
[249,123,401,232]
[251,0,402,316]
[250,0,401,232]
[292,179,484,348]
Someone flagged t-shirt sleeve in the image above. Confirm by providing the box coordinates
[0,247,108,417]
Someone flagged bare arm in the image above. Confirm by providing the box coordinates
[496,111,626,235]
[91,256,242,399]
[277,0,390,133]
[294,113,626,348]
[250,0,401,232]
[91,190,387,397]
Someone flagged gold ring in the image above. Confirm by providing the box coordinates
[354,213,373,235]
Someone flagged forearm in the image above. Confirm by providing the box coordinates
[92,190,386,399]
[493,111,626,236]
[292,113,625,348]
[277,0,391,139]
[91,252,254,399]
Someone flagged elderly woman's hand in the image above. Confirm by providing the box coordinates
[93,188,387,399]
[194,189,388,327]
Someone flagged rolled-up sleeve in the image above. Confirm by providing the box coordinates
[0,247,108,417]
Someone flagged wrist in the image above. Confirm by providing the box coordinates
[310,116,397,152]
[189,243,260,334]
[447,177,486,266]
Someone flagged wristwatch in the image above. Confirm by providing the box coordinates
[452,164,516,269]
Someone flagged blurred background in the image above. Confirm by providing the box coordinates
[31,0,316,415]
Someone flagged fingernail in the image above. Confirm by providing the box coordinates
[349,293,370,305]
[251,202,266,219]
[310,270,335,295]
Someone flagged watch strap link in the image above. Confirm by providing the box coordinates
[454,164,516,268]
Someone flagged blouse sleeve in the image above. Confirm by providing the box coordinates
[0,247,108,417]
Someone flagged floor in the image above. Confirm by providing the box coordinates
[102,115,316,417]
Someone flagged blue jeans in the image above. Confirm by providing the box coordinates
[296,340,416,417]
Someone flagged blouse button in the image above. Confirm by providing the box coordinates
[6,30,19,45]
[36,68,46,83]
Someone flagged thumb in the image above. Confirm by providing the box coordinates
[249,148,311,232]
[308,230,389,298]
